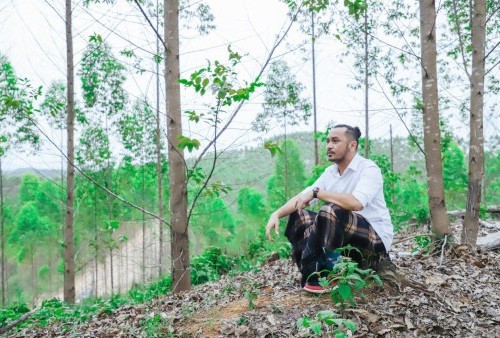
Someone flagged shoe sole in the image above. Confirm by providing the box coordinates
[303,286,331,294]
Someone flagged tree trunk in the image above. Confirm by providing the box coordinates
[311,11,318,166]
[0,157,5,306]
[64,0,76,304]
[462,0,486,248]
[364,9,370,159]
[142,165,146,283]
[48,243,53,293]
[419,0,450,236]
[110,247,114,293]
[93,187,98,297]
[105,115,114,293]
[31,245,35,305]
[156,0,165,278]
[164,0,190,293]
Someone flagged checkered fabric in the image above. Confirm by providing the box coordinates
[284,203,387,286]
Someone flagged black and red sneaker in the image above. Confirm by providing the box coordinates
[303,279,338,294]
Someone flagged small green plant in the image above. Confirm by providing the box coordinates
[190,247,237,285]
[296,310,356,337]
[0,303,30,327]
[237,316,249,326]
[243,281,259,310]
[142,313,165,337]
[412,235,432,254]
[314,246,382,316]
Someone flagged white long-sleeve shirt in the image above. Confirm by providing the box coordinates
[303,153,394,251]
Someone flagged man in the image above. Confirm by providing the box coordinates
[265,124,393,294]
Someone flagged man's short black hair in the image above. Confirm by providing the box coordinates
[333,124,361,143]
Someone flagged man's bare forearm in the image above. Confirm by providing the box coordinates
[317,190,363,211]
[273,194,301,218]
[272,190,362,221]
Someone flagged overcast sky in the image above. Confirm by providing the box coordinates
[1,0,475,171]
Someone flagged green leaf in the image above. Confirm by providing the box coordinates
[104,220,120,230]
[371,274,383,285]
[296,316,310,328]
[177,135,201,152]
[179,78,192,86]
[264,141,282,157]
[310,321,322,335]
[343,319,356,332]
[345,274,364,283]
[153,54,163,64]
[89,34,103,43]
[338,283,352,301]
[185,110,203,123]
[316,309,337,320]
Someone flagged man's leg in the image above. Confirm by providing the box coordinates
[284,209,317,286]
[315,203,386,266]
[299,203,385,285]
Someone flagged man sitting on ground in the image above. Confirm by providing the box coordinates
[265,124,393,293]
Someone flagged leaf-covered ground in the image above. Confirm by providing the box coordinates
[11,222,500,337]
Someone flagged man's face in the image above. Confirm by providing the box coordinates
[326,127,355,163]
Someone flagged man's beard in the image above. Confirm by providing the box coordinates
[329,145,348,164]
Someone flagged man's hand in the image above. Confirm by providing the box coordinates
[295,190,313,211]
[265,212,280,241]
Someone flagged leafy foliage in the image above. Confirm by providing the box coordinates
[296,309,356,337]
[0,54,41,154]
[253,60,311,133]
[267,140,307,208]
[318,247,382,316]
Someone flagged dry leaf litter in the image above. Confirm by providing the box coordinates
[11,221,500,337]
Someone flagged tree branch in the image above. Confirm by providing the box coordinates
[187,99,221,223]
[451,0,472,81]
[485,40,500,61]
[0,309,37,334]
[485,57,500,76]
[28,117,170,227]
[485,5,500,25]
[191,5,303,169]
[133,0,167,51]
[374,75,426,156]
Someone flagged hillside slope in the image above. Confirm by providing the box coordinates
[11,222,500,337]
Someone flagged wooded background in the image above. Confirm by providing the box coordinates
[0,0,499,307]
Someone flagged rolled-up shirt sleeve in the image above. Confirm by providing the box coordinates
[352,164,383,208]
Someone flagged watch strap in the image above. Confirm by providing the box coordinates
[313,187,319,199]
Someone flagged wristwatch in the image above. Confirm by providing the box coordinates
[313,187,320,199]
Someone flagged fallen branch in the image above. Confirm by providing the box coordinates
[447,205,500,217]
[0,309,37,334]
[477,232,500,251]
[439,234,448,266]
[487,205,500,213]
[392,234,434,245]
[447,209,466,217]
[479,220,500,230]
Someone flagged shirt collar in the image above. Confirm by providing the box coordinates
[330,153,361,176]
[347,153,361,172]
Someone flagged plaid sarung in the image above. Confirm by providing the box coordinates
[284,203,387,286]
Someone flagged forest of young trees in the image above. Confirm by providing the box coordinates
[0,0,499,331]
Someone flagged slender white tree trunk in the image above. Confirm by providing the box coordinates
[164,0,190,292]
[64,0,76,303]
[419,0,450,236]
[462,0,486,248]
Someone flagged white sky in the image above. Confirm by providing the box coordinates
[1,0,491,171]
